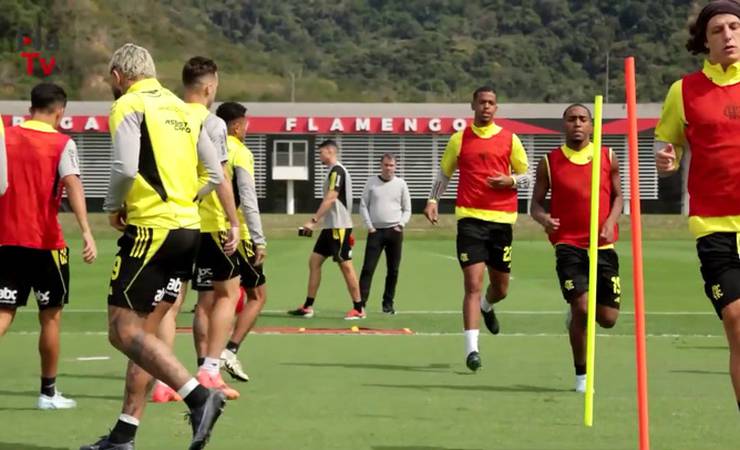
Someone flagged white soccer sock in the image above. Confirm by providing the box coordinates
[464,329,479,355]
[177,378,199,399]
[201,357,220,375]
[118,413,140,427]
[480,295,493,312]
[575,374,587,393]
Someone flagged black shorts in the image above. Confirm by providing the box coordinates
[0,246,69,310]
[456,218,512,272]
[237,240,266,289]
[555,244,621,309]
[313,228,353,262]
[192,232,240,291]
[697,232,740,318]
[108,226,199,313]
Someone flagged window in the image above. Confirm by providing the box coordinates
[273,140,308,167]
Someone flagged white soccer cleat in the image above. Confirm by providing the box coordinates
[37,392,77,410]
[575,375,587,393]
[220,349,250,382]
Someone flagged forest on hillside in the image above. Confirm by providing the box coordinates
[0,0,705,102]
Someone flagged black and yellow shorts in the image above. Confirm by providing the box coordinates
[555,244,621,309]
[237,239,266,289]
[0,246,69,310]
[108,225,199,313]
[192,231,240,291]
[313,228,353,262]
[697,232,740,318]
[456,218,513,272]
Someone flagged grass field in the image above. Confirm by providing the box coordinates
[0,215,738,450]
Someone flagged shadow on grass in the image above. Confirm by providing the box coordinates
[373,446,481,450]
[283,362,451,373]
[365,383,569,393]
[57,372,124,381]
[0,389,119,401]
[675,345,727,351]
[671,369,727,375]
[0,443,68,450]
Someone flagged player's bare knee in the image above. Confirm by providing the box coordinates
[488,286,507,303]
[598,316,617,329]
[571,299,588,319]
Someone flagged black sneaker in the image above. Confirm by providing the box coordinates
[466,351,482,372]
[481,305,500,335]
[187,389,226,450]
[80,436,134,450]
[382,303,396,315]
[287,306,314,318]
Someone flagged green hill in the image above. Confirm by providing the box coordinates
[0,0,703,102]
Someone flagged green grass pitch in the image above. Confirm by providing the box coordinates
[0,215,738,450]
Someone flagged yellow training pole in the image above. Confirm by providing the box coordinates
[584,95,603,427]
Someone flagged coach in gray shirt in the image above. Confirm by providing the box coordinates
[359,153,411,314]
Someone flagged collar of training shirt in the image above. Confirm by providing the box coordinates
[702,59,740,86]
[470,121,502,139]
[19,119,57,133]
[560,142,594,165]
[125,78,162,94]
[377,175,394,183]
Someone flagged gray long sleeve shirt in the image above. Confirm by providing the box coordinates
[234,165,266,245]
[359,175,411,229]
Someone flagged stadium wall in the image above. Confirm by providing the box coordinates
[0,102,682,214]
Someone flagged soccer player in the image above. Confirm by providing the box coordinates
[423,85,530,371]
[215,102,268,383]
[288,140,364,319]
[80,43,238,450]
[530,104,622,393]
[655,0,740,412]
[150,56,240,403]
[0,82,97,410]
[358,153,411,314]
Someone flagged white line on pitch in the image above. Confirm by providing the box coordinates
[263,309,714,316]
[75,356,110,361]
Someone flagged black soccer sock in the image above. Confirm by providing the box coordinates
[226,340,240,354]
[197,357,205,367]
[353,301,363,312]
[303,297,315,308]
[184,384,210,410]
[40,377,56,397]
[575,364,586,376]
[109,419,138,444]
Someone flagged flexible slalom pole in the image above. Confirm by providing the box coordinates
[584,95,603,427]
[625,56,651,450]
